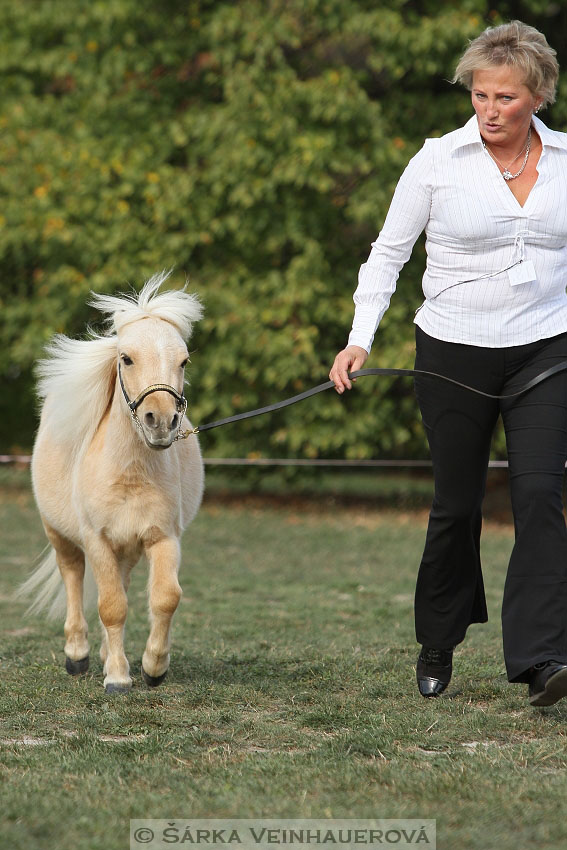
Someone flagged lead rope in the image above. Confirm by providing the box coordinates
[178,360,567,438]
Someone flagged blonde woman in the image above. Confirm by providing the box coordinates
[330,21,567,706]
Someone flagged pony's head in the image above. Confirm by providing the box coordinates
[91,271,203,450]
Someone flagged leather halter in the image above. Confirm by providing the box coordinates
[118,363,189,440]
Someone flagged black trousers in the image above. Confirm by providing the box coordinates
[414,326,567,683]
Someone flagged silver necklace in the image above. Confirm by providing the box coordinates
[482,127,532,181]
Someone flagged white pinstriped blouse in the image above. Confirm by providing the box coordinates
[347,115,567,351]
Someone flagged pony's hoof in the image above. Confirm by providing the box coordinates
[65,655,89,675]
[141,667,167,688]
[104,683,131,695]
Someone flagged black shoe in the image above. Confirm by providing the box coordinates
[528,661,567,707]
[416,646,453,698]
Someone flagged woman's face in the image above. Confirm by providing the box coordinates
[471,65,541,148]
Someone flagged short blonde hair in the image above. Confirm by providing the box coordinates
[453,20,559,108]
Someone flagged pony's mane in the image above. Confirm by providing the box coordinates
[36,334,118,456]
[90,270,203,340]
[36,271,203,455]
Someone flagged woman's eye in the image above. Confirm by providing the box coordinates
[121,354,133,366]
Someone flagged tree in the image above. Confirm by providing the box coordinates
[1,0,566,458]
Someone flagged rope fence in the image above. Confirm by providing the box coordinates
[0,454,511,468]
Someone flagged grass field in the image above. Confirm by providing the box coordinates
[1,466,567,850]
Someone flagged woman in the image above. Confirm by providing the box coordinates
[330,21,567,706]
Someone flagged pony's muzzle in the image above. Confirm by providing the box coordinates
[118,366,188,448]
[140,402,182,448]
[143,409,180,432]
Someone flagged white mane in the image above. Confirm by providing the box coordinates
[90,270,203,339]
[35,271,203,456]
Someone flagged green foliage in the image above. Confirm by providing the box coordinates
[1,0,566,457]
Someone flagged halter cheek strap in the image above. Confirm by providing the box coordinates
[118,363,188,437]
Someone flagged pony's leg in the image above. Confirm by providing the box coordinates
[85,533,131,693]
[141,537,182,687]
[98,559,135,669]
[42,520,89,673]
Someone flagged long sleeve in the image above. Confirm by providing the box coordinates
[347,141,433,352]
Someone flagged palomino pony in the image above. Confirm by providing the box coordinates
[19,271,204,693]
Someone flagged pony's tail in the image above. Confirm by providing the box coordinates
[15,548,98,620]
[15,547,66,619]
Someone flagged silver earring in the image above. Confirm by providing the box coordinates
[535,105,541,114]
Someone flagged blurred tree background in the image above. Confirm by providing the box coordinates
[1,0,566,459]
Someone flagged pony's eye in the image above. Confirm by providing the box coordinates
[181,358,189,369]
[121,354,133,366]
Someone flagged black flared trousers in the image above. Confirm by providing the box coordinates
[414,326,567,683]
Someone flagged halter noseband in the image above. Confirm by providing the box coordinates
[118,363,193,441]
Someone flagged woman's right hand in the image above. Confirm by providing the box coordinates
[329,345,369,394]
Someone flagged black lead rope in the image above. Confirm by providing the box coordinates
[192,360,567,434]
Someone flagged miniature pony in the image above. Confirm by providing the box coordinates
[20,271,204,692]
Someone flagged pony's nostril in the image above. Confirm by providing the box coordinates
[144,411,156,428]
[171,413,179,430]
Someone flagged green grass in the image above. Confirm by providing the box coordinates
[1,467,566,850]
